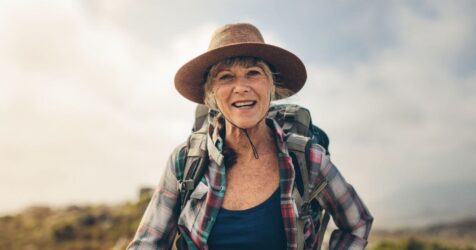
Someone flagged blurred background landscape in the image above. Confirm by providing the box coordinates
[1,0,475,249]
[1,188,476,249]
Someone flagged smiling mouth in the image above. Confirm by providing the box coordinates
[232,101,257,109]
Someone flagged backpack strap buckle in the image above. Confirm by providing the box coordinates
[299,201,311,219]
[283,107,296,119]
[282,105,297,132]
[178,179,195,193]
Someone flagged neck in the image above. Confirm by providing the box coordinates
[224,119,273,159]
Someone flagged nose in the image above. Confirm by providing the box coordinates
[232,75,251,94]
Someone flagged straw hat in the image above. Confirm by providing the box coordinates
[174,23,307,104]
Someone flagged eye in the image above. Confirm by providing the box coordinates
[218,73,233,81]
[247,70,261,76]
[247,67,264,77]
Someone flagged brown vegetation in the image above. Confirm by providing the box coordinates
[369,219,476,250]
[0,189,152,250]
[1,188,475,250]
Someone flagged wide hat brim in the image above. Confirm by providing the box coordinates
[174,42,307,104]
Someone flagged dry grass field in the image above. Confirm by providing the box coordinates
[1,189,475,250]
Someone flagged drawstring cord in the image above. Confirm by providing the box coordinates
[214,89,273,160]
[221,115,265,160]
[242,128,259,159]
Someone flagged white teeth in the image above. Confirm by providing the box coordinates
[233,101,255,107]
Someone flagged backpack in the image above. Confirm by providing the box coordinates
[176,104,331,250]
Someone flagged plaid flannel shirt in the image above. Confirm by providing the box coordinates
[128,119,373,250]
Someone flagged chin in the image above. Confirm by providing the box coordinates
[228,117,262,129]
[236,123,258,129]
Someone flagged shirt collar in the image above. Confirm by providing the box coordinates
[206,117,288,164]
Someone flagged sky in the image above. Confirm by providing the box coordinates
[0,0,475,228]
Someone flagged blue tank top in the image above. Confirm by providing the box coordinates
[207,188,287,250]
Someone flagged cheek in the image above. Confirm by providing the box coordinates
[260,84,273,101]
[213,86,228,109]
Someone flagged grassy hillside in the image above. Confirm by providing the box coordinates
[370,238,475,250]
[369,219,476,250]
[0,188,152,250]
[1,188,475,250]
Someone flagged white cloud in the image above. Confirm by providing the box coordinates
[0,1,215,213]
[293,2,476,204]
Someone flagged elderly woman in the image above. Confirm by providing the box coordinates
[128,23,373,250]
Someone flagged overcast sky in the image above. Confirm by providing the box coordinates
[1,0,475,227]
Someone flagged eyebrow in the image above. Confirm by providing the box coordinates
[211,64,264,77]
[210,67,230,77]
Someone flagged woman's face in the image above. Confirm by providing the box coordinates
[212,63,272,129]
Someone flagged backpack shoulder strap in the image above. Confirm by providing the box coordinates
[286,133,310,250]
[286,133,311,203]
[286,133,330,250]
[269,104,311,136]
[270,104,331,154]
[178,124,209,211]
[192,104,219,132]
[192,104,210,132]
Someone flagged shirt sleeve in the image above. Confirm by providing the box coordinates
[309,144,373,250]
[127,143,187,250]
